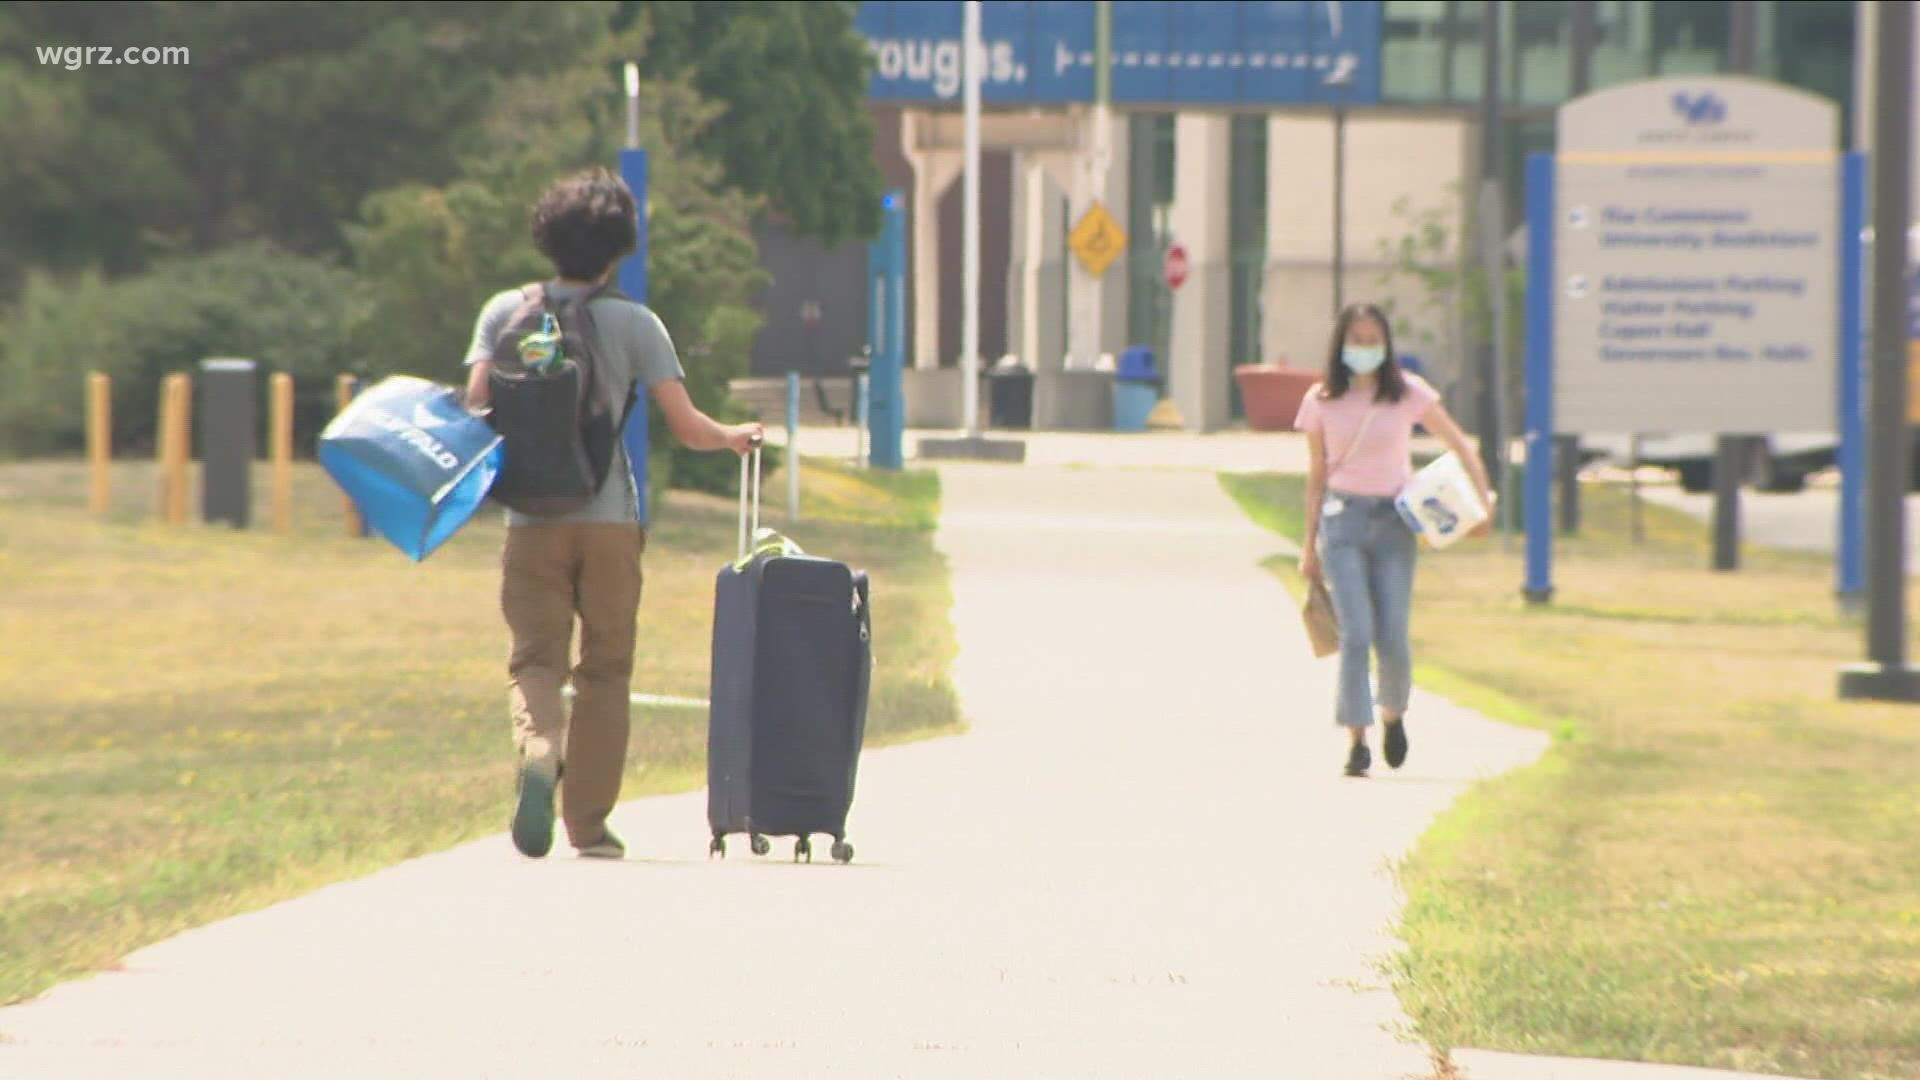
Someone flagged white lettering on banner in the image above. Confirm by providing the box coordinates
[366,410,460,471]
[871,38,1022,99]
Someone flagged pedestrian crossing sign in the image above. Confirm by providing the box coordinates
[1068,202,1127,278]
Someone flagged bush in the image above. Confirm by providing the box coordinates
[0,243,369,457]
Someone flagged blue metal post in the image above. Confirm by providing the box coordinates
[617,148,651,522]
[866,190,907,470]
[1523,152,1556,605]
[1839,151,1867,603]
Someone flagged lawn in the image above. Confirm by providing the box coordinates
[0,455,961,1006]
[1220,472,1920,1080]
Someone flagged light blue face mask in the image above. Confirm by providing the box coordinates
[1342,345,1388,375]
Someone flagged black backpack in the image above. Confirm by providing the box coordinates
[484,282,637,517]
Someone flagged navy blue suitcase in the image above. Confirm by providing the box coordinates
[707,445,871,863]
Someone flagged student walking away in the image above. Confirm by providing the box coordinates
[462,168,763,858]
[1294,303,1494,778]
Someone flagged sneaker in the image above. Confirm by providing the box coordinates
[1384,717,1409,770]
[511,744,560,859]
[1344,740,1371,778]
[577,828,626,860]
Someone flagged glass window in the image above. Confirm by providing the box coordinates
[1652,0,1727,74]
[1769,0,1854,142]
[1590,0,1654,89]
[1127,113,1176,359]
[1382,0,1451,103]
[1513,1,1571,105]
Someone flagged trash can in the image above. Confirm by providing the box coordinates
[987,366,1035,429]
[1111,345,1163,432]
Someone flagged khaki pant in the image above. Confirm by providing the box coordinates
[501,522,646,848]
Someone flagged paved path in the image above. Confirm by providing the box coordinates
[1636,483,1920,574]
[0,460,1811,1079]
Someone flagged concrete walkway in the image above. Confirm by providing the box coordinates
[1636,482,1920,573]
[0,461,1809,1078]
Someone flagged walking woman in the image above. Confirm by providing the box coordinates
[1294,303,1495,777]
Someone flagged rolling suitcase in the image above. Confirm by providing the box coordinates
[707,441,871,863]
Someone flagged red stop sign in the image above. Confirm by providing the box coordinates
[1164,244,1189,291]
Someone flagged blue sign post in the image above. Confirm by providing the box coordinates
[1523,152,1556,605]
[1838,152,1867,604]
[617,147,651,522]
[867,190,907,470]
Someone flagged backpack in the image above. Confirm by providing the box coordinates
[484,282,637,517]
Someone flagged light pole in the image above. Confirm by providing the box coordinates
[1840,0,1920,701]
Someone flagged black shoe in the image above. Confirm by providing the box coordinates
[511,747,559,859]
[1344,741,1371,777]
[1384,717,1408,770]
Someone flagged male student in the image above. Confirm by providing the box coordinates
[463,168,761,859]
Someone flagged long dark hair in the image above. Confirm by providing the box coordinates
[1321,302,1406,403]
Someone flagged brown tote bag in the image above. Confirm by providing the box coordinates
[1302,577,1341,658]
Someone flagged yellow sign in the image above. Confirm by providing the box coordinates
[1910,342,1920,426]
[1068,202,1127,278]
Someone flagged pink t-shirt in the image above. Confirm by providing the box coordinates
[1293,374,1442,497]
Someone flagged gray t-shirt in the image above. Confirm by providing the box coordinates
[464,282,686,526]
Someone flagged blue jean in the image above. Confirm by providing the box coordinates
[1316,493,1416,729]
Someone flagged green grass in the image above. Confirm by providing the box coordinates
[1221,471,1920,1080]
[0,456,961,1006]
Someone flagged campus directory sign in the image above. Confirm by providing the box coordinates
[853,1,1381,107]
[1551,77,1842,434]
[1523,75,1865,602]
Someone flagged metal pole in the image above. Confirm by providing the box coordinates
[961,1,983,435]
[1476,0,1505,500]
[1841,0,1920,701]
[786,370,801,521]
[1713,0,1760,572]
[856,372,871,468]
[1333,106,1347,313]
[624,62,640,150]
[1558,0,1596,536]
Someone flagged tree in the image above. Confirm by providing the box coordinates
[620,1,883,245]
[346,16,772,495]
[0,1,593,286]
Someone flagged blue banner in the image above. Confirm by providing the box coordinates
[855,0,1381,106]
[318,376,504,562]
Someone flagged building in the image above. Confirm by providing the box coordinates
[749,0,1858,433]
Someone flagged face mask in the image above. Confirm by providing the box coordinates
[1342,345,1387,375]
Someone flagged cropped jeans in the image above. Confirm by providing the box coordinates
[1316,492,1416,729]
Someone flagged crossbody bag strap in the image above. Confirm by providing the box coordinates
[1327,400,1382,476]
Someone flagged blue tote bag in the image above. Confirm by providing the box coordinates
[318,376,505,561]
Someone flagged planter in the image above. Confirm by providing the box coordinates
[1234,365,1321,432]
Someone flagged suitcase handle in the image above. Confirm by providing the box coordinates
[737,434,763,560]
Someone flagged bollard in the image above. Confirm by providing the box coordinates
[855,373,870,469]
[271,372,294,533]
[335,374,368,537]
[786,370,801,522]
[155,373,192,526]
[199,359,256,529]
[87,373,111,516]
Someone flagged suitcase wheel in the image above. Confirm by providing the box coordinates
[794,837,813,863]
[709,836,726,859]
[831,840,855,865]
[750,834,771,857]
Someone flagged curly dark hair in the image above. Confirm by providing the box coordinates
[530,168,638,281]
[1321,302,1407,404]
